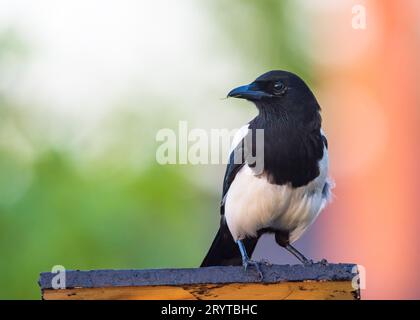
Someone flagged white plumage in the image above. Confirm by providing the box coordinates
[224,145,331,243]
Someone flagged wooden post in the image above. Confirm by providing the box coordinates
[39,263,360,300]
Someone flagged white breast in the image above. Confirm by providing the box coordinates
[224,147,331,243]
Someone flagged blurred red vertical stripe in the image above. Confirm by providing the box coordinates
[315,0,420,299]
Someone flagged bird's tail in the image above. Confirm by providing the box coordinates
[200,224,259,267]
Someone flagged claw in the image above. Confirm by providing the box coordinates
[303,259,314,266]
[285,244,314,266]
[237,240,264,280]
[243,259,264,280]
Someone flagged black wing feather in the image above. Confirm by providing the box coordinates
[220,141,245,215]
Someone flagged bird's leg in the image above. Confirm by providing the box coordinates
[285,244,313,266]
[237,240,263,280]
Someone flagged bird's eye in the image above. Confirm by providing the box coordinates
[273,82,287,95]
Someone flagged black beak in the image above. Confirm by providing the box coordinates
[227,82,272,101]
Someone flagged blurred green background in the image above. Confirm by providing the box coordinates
[0,0,309,299]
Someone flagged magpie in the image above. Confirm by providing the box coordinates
[201,70,331,277]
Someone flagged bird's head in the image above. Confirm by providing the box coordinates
[227,70,320,122]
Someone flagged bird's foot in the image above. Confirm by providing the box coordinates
[285,244,314,266]
[316,258,329,266]
[302,259,314,266]
[242,259,264,280]
[303,258,329,266]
